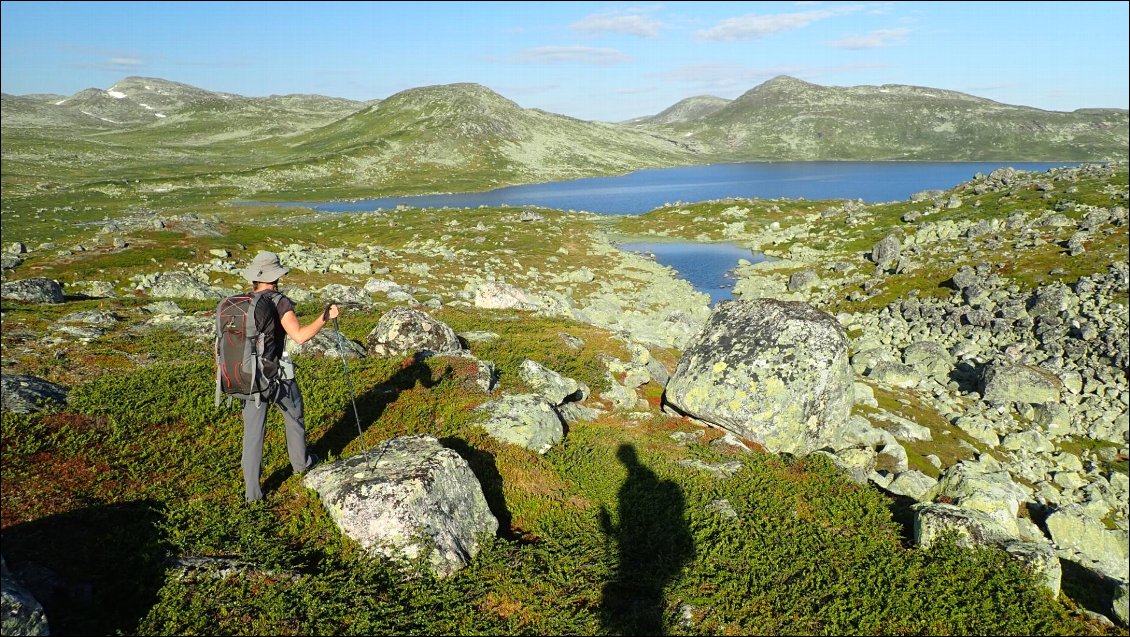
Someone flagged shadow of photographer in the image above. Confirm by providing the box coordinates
[600,444,695,635]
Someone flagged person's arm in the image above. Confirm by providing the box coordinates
[280,304,339,345]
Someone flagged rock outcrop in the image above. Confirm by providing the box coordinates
[365,307,462,357]
[1,374,68,413]
[1,556,49,636]
[304,435,498,578]
[0,278,64,304]
[665,299,854,454]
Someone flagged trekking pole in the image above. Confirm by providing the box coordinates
[332,315,370,455]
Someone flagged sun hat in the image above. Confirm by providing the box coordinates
[243,250,290,283]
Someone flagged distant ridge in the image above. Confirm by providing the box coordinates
[628,75,1128,162]
[626,95,732,126]
[1,74,1126,200]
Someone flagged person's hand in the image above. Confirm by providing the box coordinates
[322,303,340,322]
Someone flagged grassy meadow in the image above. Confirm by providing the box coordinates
[3,175,1126,635]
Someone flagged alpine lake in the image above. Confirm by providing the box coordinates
[267,161,1081,303]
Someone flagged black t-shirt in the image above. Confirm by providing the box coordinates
[253,290,295,364]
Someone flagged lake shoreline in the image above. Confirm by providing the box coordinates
[239,161,1085,215]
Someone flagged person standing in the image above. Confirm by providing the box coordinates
[240,250,339,503]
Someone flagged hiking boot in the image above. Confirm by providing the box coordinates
[303,452,319,472]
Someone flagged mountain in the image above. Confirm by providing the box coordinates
[246,82,696,195]
[625,95,731,126]
[2,75,1127,200]
[2,76,365,141]
[1,77,376,192]
[638,75,1128,161]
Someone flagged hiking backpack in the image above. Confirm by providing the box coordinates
[214,291,283,406]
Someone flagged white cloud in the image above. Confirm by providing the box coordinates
[830,28,910,49]
[108,57,144,67]
[571,9,664,38]
[514,46,631,65]
[696,5,867,41]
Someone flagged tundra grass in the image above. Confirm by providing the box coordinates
[0,303,1117,636]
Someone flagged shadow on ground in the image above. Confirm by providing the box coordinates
[1,500,170,635]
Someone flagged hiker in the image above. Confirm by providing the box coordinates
[240,250,339,503]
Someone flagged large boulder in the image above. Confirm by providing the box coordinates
[980,363,1063,404]
[473,394,564,454]
[366,307,462,357]
[1046,504,1129,582]
[1,556,49,636]
[518,359,580,405]
[304,435,498,578]
[1,374,68,413]
[147,271,224,300]
[923,461,1029,537]
[664,299,854,455]
[0,278,64,304]
[473,281,539,310]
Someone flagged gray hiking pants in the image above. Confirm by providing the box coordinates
[241,379,314,502]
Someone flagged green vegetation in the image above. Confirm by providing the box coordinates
[0,333,1107,634]
[3,77,1127,636]
[0,286,1117,635]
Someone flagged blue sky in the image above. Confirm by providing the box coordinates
[2,1,1127,122]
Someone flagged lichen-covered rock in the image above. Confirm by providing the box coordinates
[147,271,224,300]
[366,307,462,357]
[473,281,538,310]
[1,556,49,636]
[290,329,367,360]
[1001,540,1063,598]
[914,505,1063,597]
[913,502,1015,548]
[665,299,853,455]
[473,394,564,453]
[980,363,1063,405]
[787,270,819,291]
[1,374,68,414]
[0,278,64,304]
[1046,504,1129,582]
[902,340,953,380]
[1114,583,1129,627]
[518,359,580,405]
[304,435,497,578]
[924,462,1029,537]
[317,283,371,306]
[866,360,920,388]
[886,470,938,501]
[440,352,498,394]
[870,234,901,270]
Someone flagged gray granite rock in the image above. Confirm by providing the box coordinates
[666,299,853,455]
[304,435,497,578]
